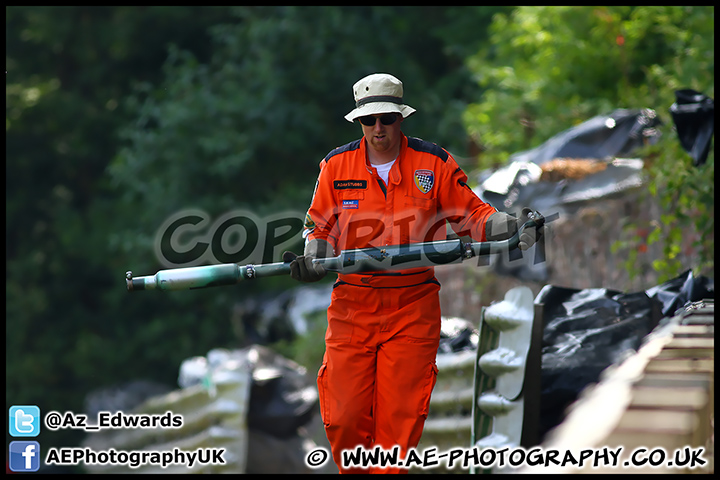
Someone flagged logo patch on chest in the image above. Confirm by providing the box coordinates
[414,169,434,194]
[342,199,359,209]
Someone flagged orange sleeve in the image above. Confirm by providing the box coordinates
[438,155,498,242]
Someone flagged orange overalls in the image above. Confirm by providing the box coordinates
[304,134,497,473]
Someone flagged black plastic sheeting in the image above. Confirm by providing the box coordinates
[670,89,715,167]
[504,108,661,168]
[245,345,318,439]
[476,109,661,283]
[438,316,478,354]
[536,270,714,441]
[481,159,645,218]
[175,345,318,440]
[479,108,661,212]
[646,268,715,319]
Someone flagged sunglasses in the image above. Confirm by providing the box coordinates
[358,114,399,126]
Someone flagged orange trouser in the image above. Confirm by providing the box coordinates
[317,272,441,474]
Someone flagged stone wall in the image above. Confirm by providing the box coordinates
[436,189,710,322]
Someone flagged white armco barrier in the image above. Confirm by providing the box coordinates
[81,359,251,474]
[413,287,539,474]
[518,299,714,474]
[471,286,537,474]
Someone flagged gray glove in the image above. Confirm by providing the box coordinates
[282,238,333,282]
[485,207,539,250]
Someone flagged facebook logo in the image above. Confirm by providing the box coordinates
[9,405,40,437]
[9,441,41,472]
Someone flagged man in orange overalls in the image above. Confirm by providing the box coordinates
[284,73,538,473]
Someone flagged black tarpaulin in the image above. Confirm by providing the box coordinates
[535,270,713,441]
[504,108,661,168]
[670,89,714,167]
[645,268,715,318]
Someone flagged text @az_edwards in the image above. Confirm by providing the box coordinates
[44,410,182,431]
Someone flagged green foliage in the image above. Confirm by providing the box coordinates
[110,6,496,219]
[6,6,245,450]
[618,138,714,283]
[6,5,506,452]
[464,6,714,281]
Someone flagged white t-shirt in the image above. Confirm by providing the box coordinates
[372,159,396,185]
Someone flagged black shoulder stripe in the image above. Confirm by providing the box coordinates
[407,137,449,162]
[324,139,362,163]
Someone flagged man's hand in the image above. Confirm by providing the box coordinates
[282,238,334,282]
[485,207,541,250]
[517,207,541,250]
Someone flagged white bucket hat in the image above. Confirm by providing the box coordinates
[344,73,416,123]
